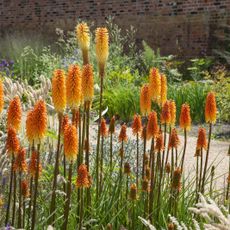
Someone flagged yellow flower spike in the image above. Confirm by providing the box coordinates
[76,22,90,64]
[95,27,109,69]
[76,22,90,51]
[66,65,82,109]
[82,64,94,103]
[52,69,66,113]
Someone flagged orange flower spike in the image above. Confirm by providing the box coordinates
[13,148,27,172]
[64,124,78,162]
[100,117,108,137]
[160,73,167,106]
[155,131,164,152]
[95,27,109,67]
[66,65,82,109]
[61,115,69,135]
[7,96,22,132]
[149,67,161,102]
[52,69,66,113]
[168,128,180,149]
[132,114,142,136]
[33,100,47,142]
[161,100,171,125]
[29,151,42,178]
[76,23,90,52]
[197,127,207,150]
[6,127,20,155]
[0,78,4,114]
[109,116,115,134]
[141,125,147,140]
[140,84,151,116]
[179,103,191,131]
[146,111,159,140]
[169,100,176,126]
[118,124,128,142]
[205,92,217,124]
[82,64,94,103]
[26,109,35,144]
[76,164,91,188]
[21,180,30,198]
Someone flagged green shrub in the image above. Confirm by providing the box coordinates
[102,84,140,121]
[168,81,211,123]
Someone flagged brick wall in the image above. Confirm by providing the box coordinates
[0,0,230,57]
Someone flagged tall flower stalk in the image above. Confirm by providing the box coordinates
[49,69,66,225]
[132,114,142,188]
[109,116,115,175]
[95,27,109,198]
[30,100,47,230]
[179,103,191,171]
[99,117,107,193]
[62,124,78,230]
[76,164,91,230]
[201,92,217,193]
[5,127,20,226]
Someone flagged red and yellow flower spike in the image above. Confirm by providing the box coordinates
[52,69,66,113]
[140,84,151,116]
[146,111,159,140]
[160,73,167,106]
[66,65,82,109]
[168,128,180,149]
[196,127,207,150]
[161,100,171,125]
[0,78,4,114]
[149,67,161,102]
[29,151,42,178]
[6,127,20,155]
[13,147,27,172]
[100,117,108,137]
[82,64,94,103]
[169,100,176,126]
[7,96,22,132]
[179,103,191,131]
[64,124,78,162]
[118,124,128,142]
[132,114,142,136]
[205,92,217,124]
[76,164,91,188]
[95,27,109,67]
